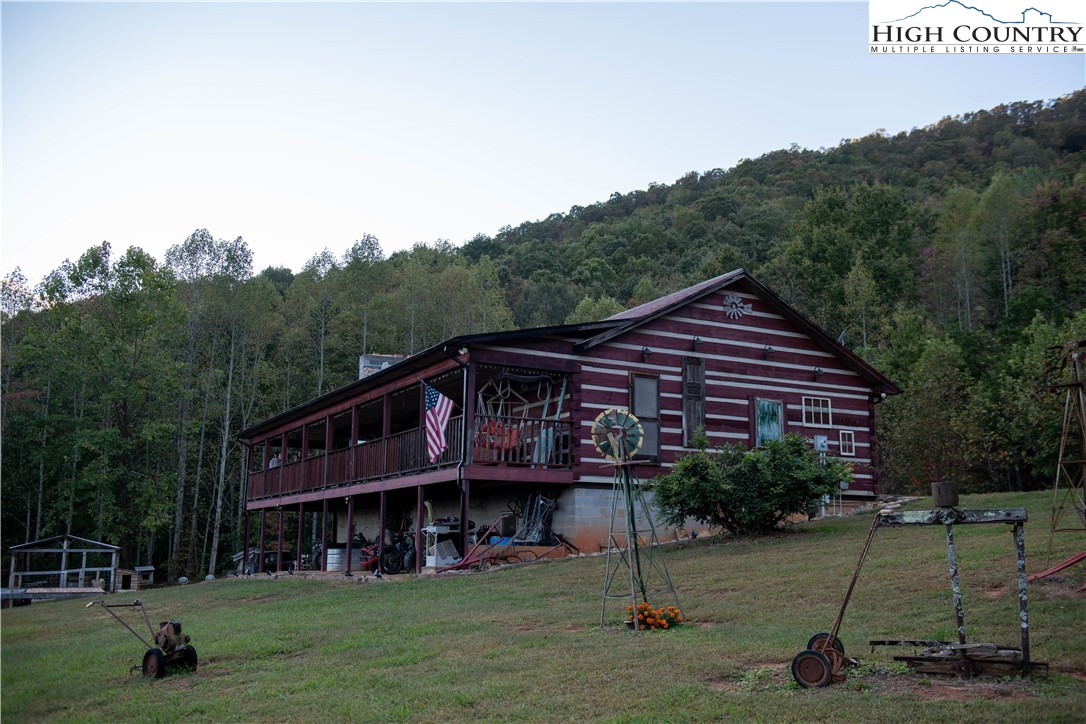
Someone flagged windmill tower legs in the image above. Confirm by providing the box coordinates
[599,462,683,629]
[1047,343,1086,561]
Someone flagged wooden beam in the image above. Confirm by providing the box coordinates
[416,485,425,574]
[877,508,1028,527]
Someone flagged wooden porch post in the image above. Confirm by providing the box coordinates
[245,445,254,505]
[350,405,360,481]
[277,509,285,572]
[419,383,427,467]
[461,478,471,557]
[416,486,425,573]
[382,393,392,477]
[296,502,305,572]
[243,511,251,574]
[464,363,476,465]
[321,499,329,572]
[379,490,388,568]
[276,433,287,496]
[324,414,333,488]
[345,496,355,577]
[258,509,267,574]
[59,537,69,588]
[301,422,310,461]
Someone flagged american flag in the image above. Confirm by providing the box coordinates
[424,383,454,463]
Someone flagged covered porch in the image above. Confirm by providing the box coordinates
[239,360,576,575]
[244,364,574,503]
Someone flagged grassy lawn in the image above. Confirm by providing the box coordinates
[3,490,1084,722]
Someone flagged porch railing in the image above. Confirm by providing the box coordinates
[247,413,571,501]
[472,414,572,468]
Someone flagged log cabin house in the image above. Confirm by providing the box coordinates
[237,269,899,574]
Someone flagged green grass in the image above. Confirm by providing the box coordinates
[3,490,1084,721]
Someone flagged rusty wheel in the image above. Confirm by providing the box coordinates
[807,632,845,656]
[791,649,833,688]
[181,645,198,672]
[142,648,166,679]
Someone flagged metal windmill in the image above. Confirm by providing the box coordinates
[1045,340,1086,542]
[592,409,683,629]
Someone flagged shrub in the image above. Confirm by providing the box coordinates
[650,432,851,537]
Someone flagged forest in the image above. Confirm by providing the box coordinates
[2,89,1084,580]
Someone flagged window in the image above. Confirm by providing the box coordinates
[755,398,783,446]
[682,357,705,447]
[630,374,659,461]
[839,430,855,457]
[802,397,832,427]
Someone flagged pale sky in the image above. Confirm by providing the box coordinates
[3,1,1084,285]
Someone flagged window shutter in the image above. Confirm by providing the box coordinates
[682,357,705,446]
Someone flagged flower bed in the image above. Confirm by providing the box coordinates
[626,602,683,630]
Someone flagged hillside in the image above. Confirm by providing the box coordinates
[2,90,1084,580]
[466,90,1086,328]
[1,491,1083,721]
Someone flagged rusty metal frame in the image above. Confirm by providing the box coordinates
[86,599,156,649]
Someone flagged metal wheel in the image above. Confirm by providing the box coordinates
[791,649,833,688]
[181,645,198,672]
[807,632,845,656]
[589,409,644,461]
[142,648,167,679]
[380,549,403,575]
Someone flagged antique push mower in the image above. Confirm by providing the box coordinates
[789,508,884,687]
[87,599,198,678]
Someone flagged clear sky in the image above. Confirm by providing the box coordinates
[3,1,1084,285]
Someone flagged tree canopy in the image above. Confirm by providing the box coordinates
[2,89,1084,575]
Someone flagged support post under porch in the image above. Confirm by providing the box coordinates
[277,509,285,572]
[321,499,328,572]
[345,495,355,577]
[296,502,304,573]
[258,509,267,574]
[416,485,425,573]
[460,478,471,557]
[379,490,388,571]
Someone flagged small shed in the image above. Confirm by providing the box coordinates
[7,534,120,600]
[114,565,156,591]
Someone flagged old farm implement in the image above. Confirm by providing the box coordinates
[87,599,197,678]
[791,494,1046,688]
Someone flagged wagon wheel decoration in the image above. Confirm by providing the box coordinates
[590,409,644,462]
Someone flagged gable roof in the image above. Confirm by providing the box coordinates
[10,534,120,551]
[606,268,748,321]
[579,268,899,395]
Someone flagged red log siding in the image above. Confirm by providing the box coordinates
[477,285,883,494]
